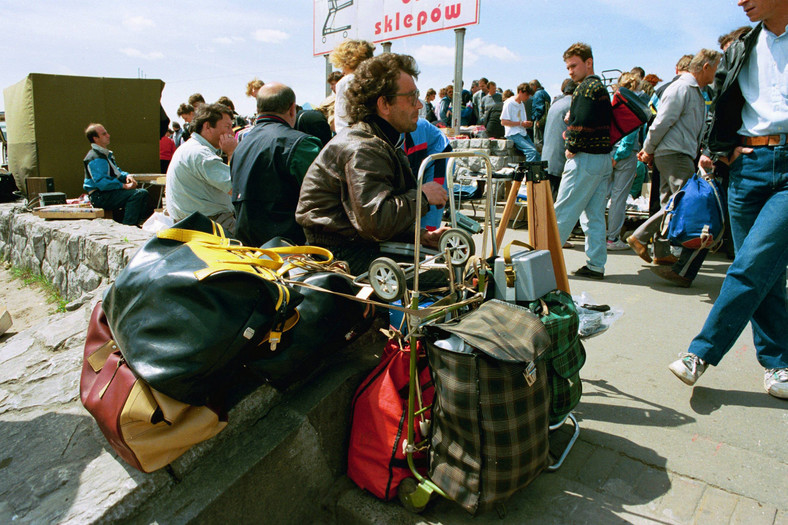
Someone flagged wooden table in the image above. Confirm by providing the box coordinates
[132,174,166,209]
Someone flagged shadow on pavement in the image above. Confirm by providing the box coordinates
[0,412,102,523]
[421,427,673,524]
[690,385,787,414]
[577,378,695,428]
[0,411,147,524]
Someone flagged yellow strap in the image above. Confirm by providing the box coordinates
[503,240,535,265]
[268,285,290,349]
[267,245,334,261]
[502,240,535,287]
[157,228,234,247]
[158,226,334,281]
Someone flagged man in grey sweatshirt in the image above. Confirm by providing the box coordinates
[627,49,721,266]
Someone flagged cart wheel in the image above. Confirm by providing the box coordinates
[398,477,428,513]
[369,257,407,301]
[439,228,475,266]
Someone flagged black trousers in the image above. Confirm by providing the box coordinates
[89,188,149,225]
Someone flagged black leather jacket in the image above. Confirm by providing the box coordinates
[704,23,762,161]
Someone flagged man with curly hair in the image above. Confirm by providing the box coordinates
[330,39,376,133]
[296,53,449,275]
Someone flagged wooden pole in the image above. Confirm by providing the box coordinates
[494,179,520,250]
[526,179,570,293]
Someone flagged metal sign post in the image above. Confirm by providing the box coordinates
[325,55,333,97]
[451,28,465,132]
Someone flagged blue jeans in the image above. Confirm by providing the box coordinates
[554,152,612,273]
[508,133,541,162]
[689,145,788,369]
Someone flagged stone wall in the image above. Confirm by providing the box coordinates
[0,202,385,523]
[0,203,151,301]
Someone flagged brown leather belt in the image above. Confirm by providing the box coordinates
[740,134,787,147]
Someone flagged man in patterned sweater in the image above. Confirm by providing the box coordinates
[553,42,613,279]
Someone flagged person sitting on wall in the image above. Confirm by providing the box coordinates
[166,103,238,232]
[83,123,149,226]
[296,53,449,275]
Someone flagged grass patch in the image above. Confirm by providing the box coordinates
[8,265,68,313]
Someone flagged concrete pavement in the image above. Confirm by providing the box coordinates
[336,225,788,524]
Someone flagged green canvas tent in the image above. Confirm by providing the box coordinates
[3,74,165,198]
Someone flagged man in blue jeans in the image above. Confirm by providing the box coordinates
[83,123,148,226]
[668,0,787,399]
[553,42,612,280]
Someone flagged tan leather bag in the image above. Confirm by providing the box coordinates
[80,303,227,473]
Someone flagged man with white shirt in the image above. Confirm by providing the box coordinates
[166,103,238,231]
[500,82,540,162]
[668,0,788,399]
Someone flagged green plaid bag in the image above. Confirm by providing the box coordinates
[527,290,585,425]
[425,300,551,515]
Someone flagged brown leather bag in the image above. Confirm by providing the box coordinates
[80,303,227,473]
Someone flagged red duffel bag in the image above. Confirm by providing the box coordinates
[347,338,433,500]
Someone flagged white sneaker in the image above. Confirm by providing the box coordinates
[764,368,788,399]
[668,353,708,386]
[607,239,630,251]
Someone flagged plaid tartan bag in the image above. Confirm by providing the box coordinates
[425,300,551,514]
[527,290,585,425]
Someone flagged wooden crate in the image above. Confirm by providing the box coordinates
[26,177,55,203]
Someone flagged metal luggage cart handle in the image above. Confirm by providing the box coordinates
[413,150,496,298]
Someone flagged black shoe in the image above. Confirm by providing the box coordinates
[573,265,604,280]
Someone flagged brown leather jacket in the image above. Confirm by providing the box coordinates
[296,118,426,247]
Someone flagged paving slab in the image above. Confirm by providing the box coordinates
[335,223,787,524]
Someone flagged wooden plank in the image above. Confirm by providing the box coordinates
[33,207,106,219]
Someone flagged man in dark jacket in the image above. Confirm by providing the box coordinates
[83,123,149,225]
[231,83,321,246]
[296,53,449,275]
[553,42,613,280]
[668,0,788,399]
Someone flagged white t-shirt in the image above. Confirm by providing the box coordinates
[334,73,354,133]
[500,98,528,138]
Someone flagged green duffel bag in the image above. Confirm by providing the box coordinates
[102,212,313,406]
[526,290,585,425]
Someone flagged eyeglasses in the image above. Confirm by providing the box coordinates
[391,89,420,106]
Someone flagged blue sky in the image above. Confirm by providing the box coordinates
[1,1,748,123]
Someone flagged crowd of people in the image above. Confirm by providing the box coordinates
[81,0,786,400]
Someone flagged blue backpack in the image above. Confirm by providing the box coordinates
[661,171,726,250]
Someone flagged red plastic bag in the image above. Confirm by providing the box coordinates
[347,339,434,500]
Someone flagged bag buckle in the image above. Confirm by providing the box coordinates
[269,297,289,351]
[504,264,516,301]
[524,361,537,386]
